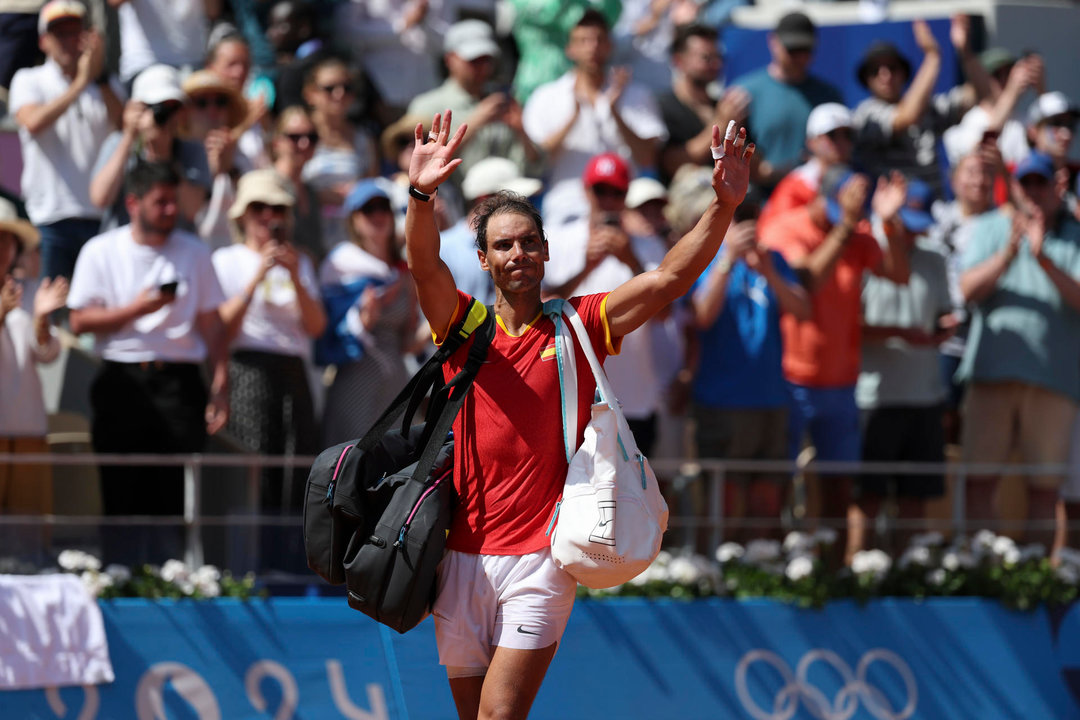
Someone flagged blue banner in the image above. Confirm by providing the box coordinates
[5,598,1080,718]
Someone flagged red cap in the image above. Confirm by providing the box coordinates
[582,153,630,191]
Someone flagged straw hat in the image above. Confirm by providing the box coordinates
[0,197,40,252]
[380,114,426,161]
[228,170,296,221]
[181,69,248,129]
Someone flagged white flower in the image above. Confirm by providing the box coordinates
[716,542,745,564]
[1019,544,1046,563]
[783,531,813,555]
[785,555,815,582]
[909,531,944,548]
[991,535,1018,557]
[744,539,782,565]
[813,527,838,546]
[972,529,997,552]
[653,550,673,568]
[191,565,221,585]
[104,564,131,583]
[899,546,931,570]
[668,556,701,585]
[851,549,892,580]
[58,550,101,572]
[160,559,189,584]
[942,550,977,571]
[178,580,196,596]
[1056,564,1080,585]
[1056,548,1080,568]
[926,568,947,586]
[80,570,113,597]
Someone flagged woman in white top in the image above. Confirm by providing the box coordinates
[213,170,326,569]
[0,199,66,556]
[272,105,324,263]
[301,58,378,248]
[318,178,423,445]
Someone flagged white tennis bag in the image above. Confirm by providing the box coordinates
[546,301,668,589]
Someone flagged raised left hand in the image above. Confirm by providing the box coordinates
[408,111,467,195]
[710,123,754,207]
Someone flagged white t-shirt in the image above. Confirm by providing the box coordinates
[523,71,668,228]
[0,307,60,436]
[117,0,208,81]
[67,226,226,363]
[544,218,669,418]
[8,60,120,225]
[212,243,321,360]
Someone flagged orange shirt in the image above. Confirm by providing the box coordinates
[758,166,818,229]
[760,206,883,388]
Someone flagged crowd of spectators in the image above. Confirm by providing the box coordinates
[0,0,1078,570]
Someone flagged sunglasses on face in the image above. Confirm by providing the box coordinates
[825,128,854,142]
[1044,115,1077,130]
[284,131,318,146]
[359,199,392,215]
[249,201,288,214]
[149,101,182,126]
[193,95,230,110]
[1019,175,1050,190]
[320,82,351,95]
[591,184,626,199]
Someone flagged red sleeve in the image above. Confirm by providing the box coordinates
[854,230,884,273]
[569,292,622,358]
[432,290,472,346]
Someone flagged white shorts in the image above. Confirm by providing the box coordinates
[432,548,576,674]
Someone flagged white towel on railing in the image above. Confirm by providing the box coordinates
[0,574,114,690]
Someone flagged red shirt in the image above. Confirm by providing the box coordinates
[760,207,883,388]
[438,291,620,554]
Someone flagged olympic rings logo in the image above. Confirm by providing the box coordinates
[734,648,918,720]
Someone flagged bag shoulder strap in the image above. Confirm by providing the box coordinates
[561,303,618,408]
[543,299,577,463]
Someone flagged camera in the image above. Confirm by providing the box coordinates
[159,281,179,296]
[150,102,180,126]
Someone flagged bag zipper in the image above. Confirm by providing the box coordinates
[326,444,355,501]
[395,467,453,548]
[545,499,562,536]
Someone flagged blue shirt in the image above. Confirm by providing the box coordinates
[440,218,495,306]
[957,210,1080,400]
[691,251,795,408]
[736,69,844,186]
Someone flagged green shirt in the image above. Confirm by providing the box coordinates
[957,210,1080,400]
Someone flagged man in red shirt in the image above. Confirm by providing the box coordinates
[404,110,753,719]
[760,165,910,562]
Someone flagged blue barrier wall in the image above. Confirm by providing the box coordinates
[6,597,1080,719]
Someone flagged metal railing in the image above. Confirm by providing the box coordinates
[0,451,1070,574]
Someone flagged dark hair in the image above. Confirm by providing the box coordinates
[125,161,180,199]
[671,23,719,57]
[471,191,546,252]
[574,8,610,33]
[206,28,249,66]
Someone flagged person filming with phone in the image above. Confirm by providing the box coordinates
[68,160,229,568]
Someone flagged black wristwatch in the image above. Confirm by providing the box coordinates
[409,185,435,202]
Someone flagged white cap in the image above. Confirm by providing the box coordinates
[625,177,668,209]
[1027,91,1079,126]
[462,158,542,201]
[806,103,853,138]
[132,64,186,105]
[444,20,499,62]
[38,0,85,35]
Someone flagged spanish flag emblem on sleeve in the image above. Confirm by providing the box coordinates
[540,341,557,361]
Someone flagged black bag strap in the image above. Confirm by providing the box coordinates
[406,307,496,484]
[353,297,492,456]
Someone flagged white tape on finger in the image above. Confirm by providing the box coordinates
[711,146,725,160]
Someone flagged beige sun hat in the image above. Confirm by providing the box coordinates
[182,69,248,129]
[0,197,40,252]
[228,170,296,221]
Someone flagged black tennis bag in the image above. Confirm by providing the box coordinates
[303,298,493,632]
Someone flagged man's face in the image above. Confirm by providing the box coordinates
[586,183,627,217]
[1015,172,1063,219]
[567,25,611,72]
[479,211,548,293]
[40,18,84,71]
[807,127,854,165]
[676,35,722,88]
[769,35,813,82]
[951,154,992,209]
[445,52,495,95]
[626,199,668,238]
[131,183,179,237]
[1033,114,1076,160]
[266,2,306,54]
[866,59,908,103]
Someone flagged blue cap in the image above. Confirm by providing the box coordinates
[344,179,390,214]
[1013,151,1055,182]
[897,179,935,234]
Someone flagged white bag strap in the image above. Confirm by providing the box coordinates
[561,303,620,411]
[543,299,576,462]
